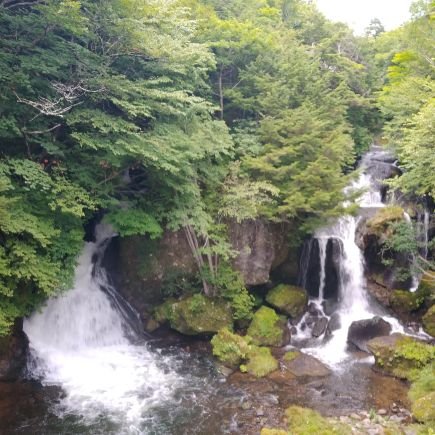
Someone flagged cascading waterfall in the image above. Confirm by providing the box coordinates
[294,146,408,366]
[23,224,181,431]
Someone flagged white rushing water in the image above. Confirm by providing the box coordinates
[296,146,410,367]
[24,225,181,431]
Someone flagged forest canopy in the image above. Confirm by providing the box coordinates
[0,0,433,334]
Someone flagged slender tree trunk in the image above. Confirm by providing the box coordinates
[183,224,213,296]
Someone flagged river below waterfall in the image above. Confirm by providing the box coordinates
[0,145,426,434]
[0,339,410,434]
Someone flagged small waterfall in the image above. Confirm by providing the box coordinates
[24,224,181,431]
[418,208,430,260]
[317,238,328,301]
[294,146,407,366]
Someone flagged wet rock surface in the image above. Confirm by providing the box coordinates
[347,317,392,353]
[0,320,28,382]
[265,284,308,320]
[277,351,331,378]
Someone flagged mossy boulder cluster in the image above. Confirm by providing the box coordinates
[367,333,435,380]
[211,328,278,377]
[247,306,289,347]
[154,294,232,335]
[265,284,308,319]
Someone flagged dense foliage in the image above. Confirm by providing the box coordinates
[377,0,435,199]
[0,0,432,333]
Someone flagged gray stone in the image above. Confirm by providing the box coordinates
[312,317,328,337]
[347,316,392,352]
[0,319,28,382]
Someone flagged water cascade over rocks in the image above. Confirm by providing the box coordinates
[23,225,182,432]
[293,146,411,366]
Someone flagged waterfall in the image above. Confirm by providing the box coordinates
[317,238,327,301]
[294,146,407,366]
[23,224,181,431]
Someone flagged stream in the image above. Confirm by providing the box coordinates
[0,146,428,434]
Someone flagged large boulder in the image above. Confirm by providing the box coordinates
[247,306,290,347]
[103,219,293,323]
[265,284,308,320]
[422,305,435,337]
[154,295,232,335]
[0,320,28,381]
[279,351,331,378]
[367,333,435,379]
[228,220,290,286]
[347,316,392,352]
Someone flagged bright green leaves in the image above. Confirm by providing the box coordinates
[377,0,435,199]
[105,209,163,238]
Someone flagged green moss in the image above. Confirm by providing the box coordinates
[153,299,176,323]
[390,289,427,314]
[409,365,435,402]
[367,206,405,234]
[211,328,251,368]
[154,295,232,335]
[284,406,349,435]
[247,306,286,346]
[368,334,435,380]
[266,284,308,318]
[261,429,289,435]
[395,338,435,369]
[245,346,278,377]
[423,305,435,337]
[283,351,299,362]
[412,392,435,424]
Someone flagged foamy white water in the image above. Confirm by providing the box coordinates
[24,224,181,431]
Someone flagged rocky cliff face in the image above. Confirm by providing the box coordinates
[103,219,297,320]
[0,320,28,382]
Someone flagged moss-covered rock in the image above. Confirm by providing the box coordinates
[390,288,429,315]
[265,284,308,319]
[211,328,251,368]
[367,333,435,379]
[154,295,232,335]
[412,391,435,424]
[409,364,435,424]
[366,206,405,237]
[241,346,278,378]
[423,305,435,337]
[284,406,348,435]
[247,306,289,347]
